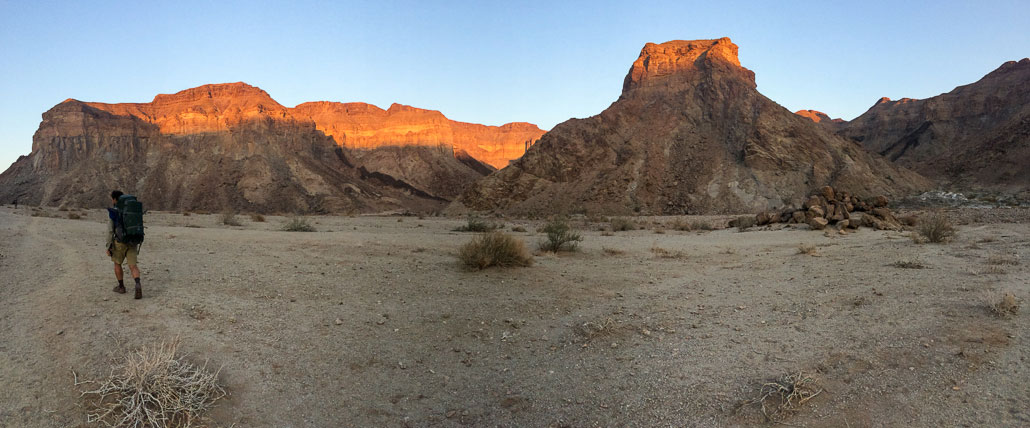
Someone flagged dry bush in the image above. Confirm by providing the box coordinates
[281,217,316,232]
[59,206,69,212]
[891,260,926,269]
[916,212,956,243]
[736,216,757,232]
[602,246,625,256]
[574,318,615,340]
[538,218,582,253]
[982,291,1020,318]
[750,372,822,422]
[609,217,637,232]
[796,244,817,256]
[220,211,242,226]
[454,215,499,232]
[68,212,82,220]
[76,339,225,427]
[511,225,527,232]
[600,231,614,237]
[653,228,665,234]
[182,212,191,217]
[250,214,266,222]
[651,246,687,259]
[458,231,533,270]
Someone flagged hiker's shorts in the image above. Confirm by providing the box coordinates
[111,242,138,266]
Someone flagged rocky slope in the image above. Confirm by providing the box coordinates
[840,59,1030,195]
[290,101,544,169]
[460,38,928,215]
[0,83,545,211]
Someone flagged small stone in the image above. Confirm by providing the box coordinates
[334,318,343,325]
[446,410,457,418]
[610,342,618,348]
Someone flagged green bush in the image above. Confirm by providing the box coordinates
[454,215,499,232]
[539,218,583,252]
[281,217,316,232]
[458,231,533,270]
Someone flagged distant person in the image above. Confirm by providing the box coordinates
[12,199,16,209]
[106,190,146,299]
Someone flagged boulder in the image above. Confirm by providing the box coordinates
[792,210,806,224]
[809,217,829,230]
[820,186,836,201]
[872,195,889,208]
[807,205,825,219]
[756,211,771,226]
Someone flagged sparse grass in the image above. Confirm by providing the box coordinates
[454,215,499,232]
[736,216,756,232]
[75,338,226,428]
[250,214,266,222]
[986,254,1019,266]
[670,218,713,232]
[982,290,1020,318]
[281,217,316,232]
[651,246,687,259]
[574,318,615,340]
[68,212,82,220]
[458,231,533,270]
[221,211,242,227]
[796,244,817,256]
[600,231,614,237]
[916,212,956,243]
[891,260,926,269]
[609,217,637,232]
[538,218,582,253]
[750,371,822,422]
[602,247,625,256]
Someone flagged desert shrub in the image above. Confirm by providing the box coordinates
[750,371,822,422]
[182,212,191,216]
[454,215,498,232]
[890,260,926,269]
[68,212,82,220]
[59,206,69,212]
[796,244,817,256]
[983,290,1020,318]
[916,212,956,243]
[538,218,582,252]
[511,225,527,232]
[736,216,757,231]
[250,213,266,222]
[651,246,686,259]
[221,211,242,226]
[602,246,625,256]
[458,231,533,270]
[281,217,316,232]
[609,217,637,232]
[653,228,665,234]
[77,339,225,427]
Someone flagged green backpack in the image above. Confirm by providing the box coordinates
[115,194,145,246]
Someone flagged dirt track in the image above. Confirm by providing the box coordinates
[0,207,1027,427]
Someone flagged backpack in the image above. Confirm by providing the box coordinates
[112,194,145,246]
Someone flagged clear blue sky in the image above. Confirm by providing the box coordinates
[1,0,1028,171]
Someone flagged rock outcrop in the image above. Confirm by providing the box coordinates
[0,83,540,212]
[840,59,1030,195]
[290,102,544,169]
[461,38,928,215]
[795,110,845,131]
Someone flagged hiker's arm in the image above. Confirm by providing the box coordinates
[106,219,114,250]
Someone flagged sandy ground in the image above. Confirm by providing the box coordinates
[0,206,1027,427]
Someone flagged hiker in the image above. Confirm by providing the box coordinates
[106,190,144,299]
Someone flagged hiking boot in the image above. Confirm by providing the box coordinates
[113,284,126,294]
[134,284,142,300]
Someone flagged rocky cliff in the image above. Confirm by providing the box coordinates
[290,101,544,169]
[460,38,928,215]
[840,59,1030,195]
[0,83,526,212]
[795,110,845,131]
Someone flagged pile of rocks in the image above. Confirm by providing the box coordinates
[753,186,904,232]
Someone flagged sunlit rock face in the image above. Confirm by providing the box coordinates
[0,82,539,211]
[795,110,845,132]
[840,58,1030,195]
[460,38,928,215]
[291,101,544,169]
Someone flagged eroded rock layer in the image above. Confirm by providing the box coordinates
[461,38,928,215]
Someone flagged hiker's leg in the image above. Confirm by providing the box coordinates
[129,264,140,280]
[114,263,124,281]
